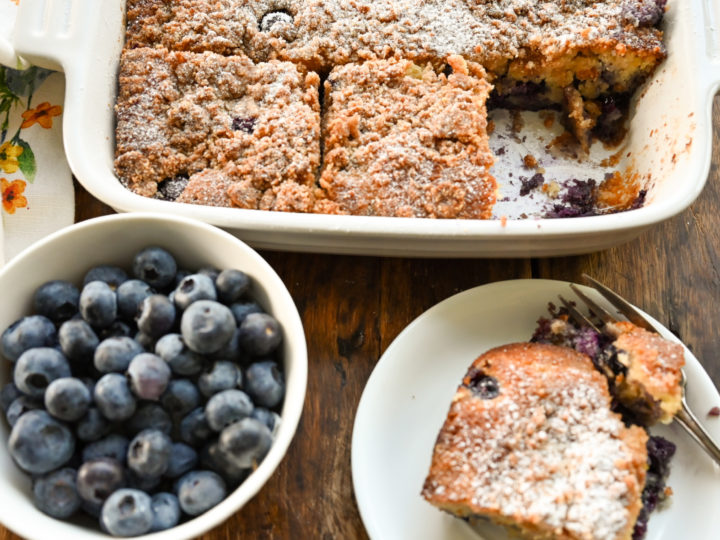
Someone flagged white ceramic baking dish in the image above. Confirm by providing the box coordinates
[9,0,720,257]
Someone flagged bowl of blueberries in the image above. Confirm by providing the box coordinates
[0,213,307,539]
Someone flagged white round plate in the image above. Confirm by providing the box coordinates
[352,279,720,540]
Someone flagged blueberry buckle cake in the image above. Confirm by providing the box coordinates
[422,343,649,539]
[117,1,668,218]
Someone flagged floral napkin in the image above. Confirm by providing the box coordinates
[0,0,74,265]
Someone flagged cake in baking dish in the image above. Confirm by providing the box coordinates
[114,47,321,212]
[314,56,496,218]
[422,342,649,540]
[532,312,684,426]
[117,0,668,216]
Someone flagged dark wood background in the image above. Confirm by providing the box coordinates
[1,97,718,540]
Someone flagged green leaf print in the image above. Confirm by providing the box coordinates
[16,138,36,183]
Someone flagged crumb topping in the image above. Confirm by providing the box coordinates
[114,47,321,208]
[127,1,665,71]
[315,57,496,218]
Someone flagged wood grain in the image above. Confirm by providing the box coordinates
[2,96,717,540]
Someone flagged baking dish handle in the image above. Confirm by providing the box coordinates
[703,0,720,90]
[12,0,99,73]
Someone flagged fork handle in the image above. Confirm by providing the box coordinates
[674,400,720,466]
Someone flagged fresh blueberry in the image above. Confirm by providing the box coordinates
[81,499,103,519]
[33,467,81,519]
[174,269,191,287]
[94,336,144,373]
[198,361,242,398]
[6,395,42,426]
[176,470,226,516]
[9,410,75,474]
[77,458,125,508]
[127,428,172,478]
[155,333,204,376]
[164,443,198,479]
[173,274,217,310]
[1,382,22,411]
[127,353,171,401]
[239,313,282,356]
[127,402,172,436]
[245,360,285,409]
[94,373,136,420]
[33,280,80,323]
[132,247,177,290]
[229,301,262,326]
[98,320,134,340]
[201,441,249,486]
[76,407,111,442]
[179,407,212,447]
[82,434,130,463]
[197,267,220,282]
[218,417,273,469]
[252,407,281,433]
[117,279,155,321]
[137,295,176,338]
[79,281,118,329]
[214,327,244,363]
[150,492,181,532]
[101,489,153,537]
[126,470,164,492]
[14,347,71,398]
[59,319,99,363]
[83,265,128,290]
[160,379,200,418]
[215,269,250,305]
[134,331,156,351]
[181,300,235,354]
[44,377,91,422]
[1,315,57,362]
[205,389,254,431]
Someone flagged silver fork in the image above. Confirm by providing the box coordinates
[559,274,720,466]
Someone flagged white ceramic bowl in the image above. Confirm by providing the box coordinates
[0,213,307,540]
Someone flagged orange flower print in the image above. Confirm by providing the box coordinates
[21,102,62,130]
[2,178,28,214]
[0,141,23,174]
[11,0,19,5]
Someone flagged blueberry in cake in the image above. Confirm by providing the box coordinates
[314,56,496,218]
[422,342,649,539]
[114,47,321,212]
[117,1,669,217]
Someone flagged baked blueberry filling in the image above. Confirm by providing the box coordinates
[260,11,293,33]
[464,369,500,399]
[544,179,599,218]
[232,117,256,134]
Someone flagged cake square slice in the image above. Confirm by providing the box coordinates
[315,56,496,219]
[114,47,321,212]
[422,342,648,540]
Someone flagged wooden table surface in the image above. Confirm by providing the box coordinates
[2,97,718,540]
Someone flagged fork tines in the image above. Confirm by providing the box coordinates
[558,294,601,333]
[580,274,661,334]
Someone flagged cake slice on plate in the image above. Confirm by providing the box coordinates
[422,342,648,540]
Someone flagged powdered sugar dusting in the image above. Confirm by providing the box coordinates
[423,343,647,540]
[126,1,665,70]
